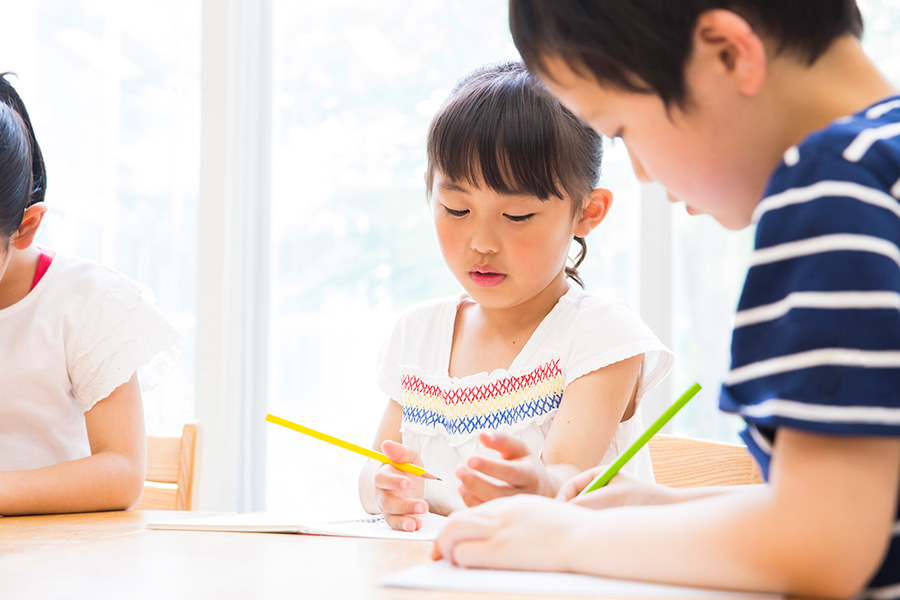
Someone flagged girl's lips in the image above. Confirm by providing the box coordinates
[470,270,506,287]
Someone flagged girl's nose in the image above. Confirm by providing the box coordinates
[470,222,499,255]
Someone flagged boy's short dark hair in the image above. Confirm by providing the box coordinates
[509,0,863,108]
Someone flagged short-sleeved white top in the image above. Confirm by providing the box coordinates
[0,252,183,471]
[377,284,673,514]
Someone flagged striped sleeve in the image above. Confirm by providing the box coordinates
[720,95,900,600]
[720,117,900,438]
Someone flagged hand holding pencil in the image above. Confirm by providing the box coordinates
[372,440,432,532]
[265,414,436,532]
[557,383,701,506]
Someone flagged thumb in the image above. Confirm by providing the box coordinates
[556,467,600,501]
[478,431,531,460]
[380,439,421,464]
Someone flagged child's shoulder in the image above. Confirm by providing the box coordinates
[777,95,900,189]
[29,252,158,326]
[806,95,900,152]
[558,285,639,320]
[553,286,659,342]
[755,95,900,228]
[47,252,149,297]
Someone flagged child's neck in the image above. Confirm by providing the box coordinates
[477,275,570,334]
[0,246,40,310]
[448,274,570,377]
[766,35,897,149]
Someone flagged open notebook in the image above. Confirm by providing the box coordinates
[381,561,783,598]
[146,511,446,541]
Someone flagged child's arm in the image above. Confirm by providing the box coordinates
[558,466,756,508]
[455,355,643,506]
[434,429,900,598]
[0,374,147,515]
[358,399,429,531]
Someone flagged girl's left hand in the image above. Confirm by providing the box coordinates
[455,432,555,507]
[430,495,584,571]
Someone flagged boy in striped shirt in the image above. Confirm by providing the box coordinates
[434,1,900,597]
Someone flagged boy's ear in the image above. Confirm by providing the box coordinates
[574,188,612,237]
[11,203,47,250]
[692,9,767,96]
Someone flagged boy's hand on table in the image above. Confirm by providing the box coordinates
[557,467,731,509]
[431,495,583,571]
[557,468,657,508]
[374,440,428,532]
[455,432,556,507]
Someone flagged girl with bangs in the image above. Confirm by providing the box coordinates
[359,61,672,531]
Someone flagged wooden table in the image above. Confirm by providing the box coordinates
[0,510,784,599]
[0,510,451,599]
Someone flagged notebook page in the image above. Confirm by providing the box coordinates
[147,511,447,541]
[380,561,783,598]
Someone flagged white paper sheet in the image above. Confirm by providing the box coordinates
[380,560,783,598]
[146,511,446,541]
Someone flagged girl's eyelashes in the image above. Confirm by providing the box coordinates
[440,205,534,222]
[442,206,469,217]
[504,213,535,223]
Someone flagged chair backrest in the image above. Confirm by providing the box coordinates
[648,434,763,488]
[136,423,197,510]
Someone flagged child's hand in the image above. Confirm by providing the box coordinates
[557,467,675,509]
[431,495,584,571]
[374,440,428,532]
[455,432,554,507]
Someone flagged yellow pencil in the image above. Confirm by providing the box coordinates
[265,413,441,480]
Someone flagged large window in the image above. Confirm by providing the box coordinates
[263,0,900,512]
[0,1,200,435]
[4,1,899,512]
[263,2,646,512]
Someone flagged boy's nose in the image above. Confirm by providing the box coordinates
[626,145,653,184]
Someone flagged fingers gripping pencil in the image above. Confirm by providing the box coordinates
[578,383,701,496]
[265,413,441,480]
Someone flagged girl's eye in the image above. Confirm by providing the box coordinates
[505,213,535,223]
[443,206,468,217]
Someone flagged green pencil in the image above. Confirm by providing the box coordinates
[578,382,702,496]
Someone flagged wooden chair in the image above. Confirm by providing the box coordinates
[136,424,197,510]
[648,434,763,488]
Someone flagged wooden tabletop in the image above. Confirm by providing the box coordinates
[0,510,532,599]
[0,510,783,599]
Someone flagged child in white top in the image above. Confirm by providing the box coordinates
[0,74,182,515]
[359,61,672,530]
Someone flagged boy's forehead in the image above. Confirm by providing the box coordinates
[537,56,617,124]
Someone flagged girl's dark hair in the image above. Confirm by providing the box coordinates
[426,60,602,286]
[510,0,863,109]
[0,73,46,241]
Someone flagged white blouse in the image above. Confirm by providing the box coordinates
[377,284,673,515]
[0,252,183,471]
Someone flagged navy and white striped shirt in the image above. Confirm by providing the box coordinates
[720,95,900,598]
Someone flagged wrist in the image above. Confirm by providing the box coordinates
[559,505,594,572]
[542,463,579,498]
